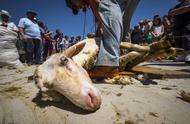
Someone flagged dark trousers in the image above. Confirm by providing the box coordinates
[173,30,190,51]
[43,42,49,61]
[24,38,42,64]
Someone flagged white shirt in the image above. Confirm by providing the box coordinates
[153,25,164,37]
[0,20,18,31]
[18,18,41,40]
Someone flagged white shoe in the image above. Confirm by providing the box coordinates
[185,55,190,64]
[173,55,185,62]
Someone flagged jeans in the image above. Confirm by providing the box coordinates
[173,30,190,51]
[96,0,140,66]
[24,38,42,64]
[121,0,140,42]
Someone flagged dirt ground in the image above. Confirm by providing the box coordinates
[0,61,190,124]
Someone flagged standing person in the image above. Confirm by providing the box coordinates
[57,33,65,52]
[169,0,190,63]
[139,20,145,33]
[43,31,55,61]
[131,25,144,44]
[64,35,70,49]
[0,10,18,32]
[65,0,139,78]
[69,36,75,46]
[75,35,82,43]
[18,10,42,65]
[0,10,27,63]
[122,0,140,42]
[162,15,172,36]
[38,21,46,63]
[54,29,62,53]
[152,15,165,41]
[144,20,153,44]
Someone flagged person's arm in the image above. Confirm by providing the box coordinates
[160,25,165,36]
[19,27,27,41]
[18,18,27,41]
[44,35,55,42]
[151,28,157,38]
[11,23,19,33]
[89,0,101,24]
[89,0,103,36]
[169,5,190,16]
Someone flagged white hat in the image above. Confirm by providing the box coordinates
[0,10,11,18]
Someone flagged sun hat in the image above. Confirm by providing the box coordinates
[0,10,11,18]
[26,10,37,16]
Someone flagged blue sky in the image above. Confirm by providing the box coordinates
[0,0,178,37]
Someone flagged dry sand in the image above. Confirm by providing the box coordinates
[0,61,190,124]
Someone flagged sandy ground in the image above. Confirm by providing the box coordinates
[0,61,190,124]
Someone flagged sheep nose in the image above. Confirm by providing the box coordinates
[84,89,101,111]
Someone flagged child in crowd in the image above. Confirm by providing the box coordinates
[57,33,65,52]
[64,35,70,49]
[152,15,164,41]
[144,19,153,44]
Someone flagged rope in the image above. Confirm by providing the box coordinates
[83,10,87,39]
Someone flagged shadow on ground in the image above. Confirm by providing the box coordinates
[141,79,158,85]
[32,92,94,115]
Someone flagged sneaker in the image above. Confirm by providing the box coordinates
[173,55,185,62]
[185,54,190,64]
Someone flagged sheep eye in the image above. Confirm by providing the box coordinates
[60,56,68,65]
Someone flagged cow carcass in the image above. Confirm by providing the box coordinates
[34,35,184,111]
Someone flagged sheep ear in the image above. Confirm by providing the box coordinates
[60,56,68,65]
[63,41,86,58]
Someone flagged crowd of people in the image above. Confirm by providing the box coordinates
[131,14,172,45]
[130,0,190,63]
[0,9,82,65]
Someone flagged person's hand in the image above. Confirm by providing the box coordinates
[94,0,101,5]
[20,35,27,41]
[96,26,103,37]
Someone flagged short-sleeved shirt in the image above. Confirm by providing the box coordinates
[153,25,164,37]
[0,21,18,31]
[18,18,41,40]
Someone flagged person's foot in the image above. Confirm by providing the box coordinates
[27,62,33,66]
[173,55,185,62]
[88,66,119,79]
